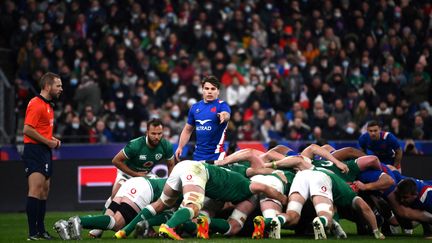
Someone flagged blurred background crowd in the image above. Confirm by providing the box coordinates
[1,0,432,145]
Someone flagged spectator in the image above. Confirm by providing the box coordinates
[92,119,113,144]
[221,63,245,87]
[112,117,132,142]
[389,118,408,139]
[322,116,343,141]
[404,139,422,155]
[81,106,97,132]
[8,0,432,146]
[331,98,351,129]
[62,115,88,143]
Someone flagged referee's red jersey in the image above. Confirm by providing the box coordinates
[24,95,54,144]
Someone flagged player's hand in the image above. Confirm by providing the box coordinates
[336,162,349,174]
[47,138,60,149]
[353,180,366,191]
[52,137,61,149]
[217,111,230,124]
[174,148,182,162]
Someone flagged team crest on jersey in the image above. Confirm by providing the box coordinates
[155,153,162,160]
[196,108,200,113]
[210,107,216,113]
[139,155,147,160]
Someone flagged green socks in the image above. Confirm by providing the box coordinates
[166,208,193,228]
[209,218,230,234]
[79,215,114,230]
[122,207,155,236]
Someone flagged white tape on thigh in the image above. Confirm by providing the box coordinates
[104,197,112,209]
[263,209,279,218]
[160,192,177,207]
[229,209,248,228]
[182,192,205,211]
[352,196,361,209]
[314,203,332,214]
[287,201,303,215]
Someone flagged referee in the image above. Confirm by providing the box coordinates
[22,72,63,240]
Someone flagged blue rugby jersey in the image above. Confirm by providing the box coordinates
[187,99,231,160]
[358,131,400,165]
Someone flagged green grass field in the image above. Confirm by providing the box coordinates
[0,211,430,242]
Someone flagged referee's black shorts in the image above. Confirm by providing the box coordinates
[22,143,53,178]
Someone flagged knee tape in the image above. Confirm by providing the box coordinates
[352,196,361,209]
[263,209,279,218]
[181,192,205,211]
[229,209,248,228]
[314,203,332,215]
[160,192,178,207]
[287,201,303,215]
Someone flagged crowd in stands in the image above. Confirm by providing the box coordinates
[2,0,432,144]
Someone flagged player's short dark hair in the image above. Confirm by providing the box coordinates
[396,178,417,198]
[39,72,60,89]
[201,75,220,89]
[147,118,163,130]
[367,120,381,128]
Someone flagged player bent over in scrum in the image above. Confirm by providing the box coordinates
[53,177,166,240]
[271,169,385,240]
[119,160,287,240]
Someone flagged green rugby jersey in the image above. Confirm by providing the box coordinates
[123,136,174,172]
[147,178,167,201]
[311,159,360,182]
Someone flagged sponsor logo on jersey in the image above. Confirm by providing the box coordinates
[186,174,192,180]
[211,107,216,113]
[143,161,154,167]
[321,186,327,192]
[155,153,162,160]
[139,155,147,160]
[196,126,212,131]
[196,119,211,125]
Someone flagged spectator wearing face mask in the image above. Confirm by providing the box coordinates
[112,117,132,142]
[62,115,89,143]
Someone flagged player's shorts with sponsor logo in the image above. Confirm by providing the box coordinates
[250,174,285,206]
[289,170,333,201]
[22,143,52,178]
[115,177,154,210]
[167,160,208,191]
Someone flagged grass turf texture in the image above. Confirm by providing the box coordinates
[0,211,430,242]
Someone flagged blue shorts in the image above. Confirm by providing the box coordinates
[193,151,226,161]
[22,143,53,178]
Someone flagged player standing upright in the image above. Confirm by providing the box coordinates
[22,72,63,240]
[175,76,231,161]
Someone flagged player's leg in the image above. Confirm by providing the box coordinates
[311,195,334,240]
[352,196,385,239]
[27,172,46,239]
[91,172,127,238]
[225,197,258,236]
[257,200,282,239]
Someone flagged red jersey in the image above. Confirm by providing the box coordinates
[24,95,54,144]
